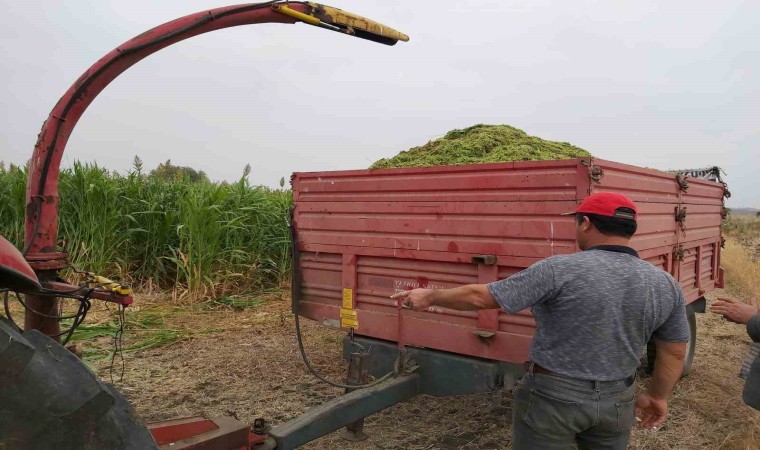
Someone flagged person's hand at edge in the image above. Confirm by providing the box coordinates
[710,296,759,324]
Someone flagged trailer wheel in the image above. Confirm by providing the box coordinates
[644,302,698,377]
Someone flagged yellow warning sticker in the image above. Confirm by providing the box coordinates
[342,288,354,309]
[340,308,359,330]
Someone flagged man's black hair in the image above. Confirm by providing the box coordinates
[576,207,637,238]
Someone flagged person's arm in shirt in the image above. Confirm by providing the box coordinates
[636,280,689,429]
[710,296,760,341]
[391,258,556,313]
[390,284,497,311]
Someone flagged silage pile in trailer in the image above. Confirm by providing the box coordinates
[370,124,592,169]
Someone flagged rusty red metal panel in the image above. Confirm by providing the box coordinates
[642,253,668,272]
[24,252,69,271]
[295,200,579,260]
[296,160,581,203]
[477,264,500,331]
[149,417,219,446]
[299,252,342,311]
[628,202,679,252]
[302,243,543,268]
[590,160,681,204]
[293,158,725,364]
[673,200,722,302]
[676,239,722,302]
[147,415,251,449]
[682,177,727,206]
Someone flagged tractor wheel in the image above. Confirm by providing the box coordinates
[0,317,156,450]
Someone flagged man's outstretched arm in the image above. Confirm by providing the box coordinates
[390,284,499,311]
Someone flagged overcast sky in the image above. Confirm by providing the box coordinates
[0,1,757,207]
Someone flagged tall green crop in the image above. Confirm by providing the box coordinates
[0,160,292,301]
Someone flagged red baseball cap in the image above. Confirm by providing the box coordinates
[562,192,638,221]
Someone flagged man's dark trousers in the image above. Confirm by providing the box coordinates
[513,368,637,449]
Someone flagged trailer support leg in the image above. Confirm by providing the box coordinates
[339,350,370,442]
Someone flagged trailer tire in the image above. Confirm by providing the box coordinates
[644,302,698,378]
[0,317,156,449]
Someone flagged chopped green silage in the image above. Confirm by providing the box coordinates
[370,124,592,169]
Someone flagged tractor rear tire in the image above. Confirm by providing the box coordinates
[0,317,156,450]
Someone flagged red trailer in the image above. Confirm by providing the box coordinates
[258,157,729,447]
[291,157,727,375]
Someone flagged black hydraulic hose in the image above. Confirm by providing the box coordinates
[39,281,90,295]
[109,304,126,383]
[294,313,394,389]
[2,291,22,331]
[58,294,91,345]
[13,291,86,320]
[2,290,94,341]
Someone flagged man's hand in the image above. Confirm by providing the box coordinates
[390,285,497,311]
[390,289,435,311]
[635,392,668,429]
[710,297,759,324]
[643,339,685,430]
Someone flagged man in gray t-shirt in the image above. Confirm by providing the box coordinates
[392,192,689,449]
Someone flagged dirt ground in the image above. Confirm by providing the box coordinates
[84,288,760,450]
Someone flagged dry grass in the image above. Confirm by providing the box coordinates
[721,238,760,302]
[677,298,760,450]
